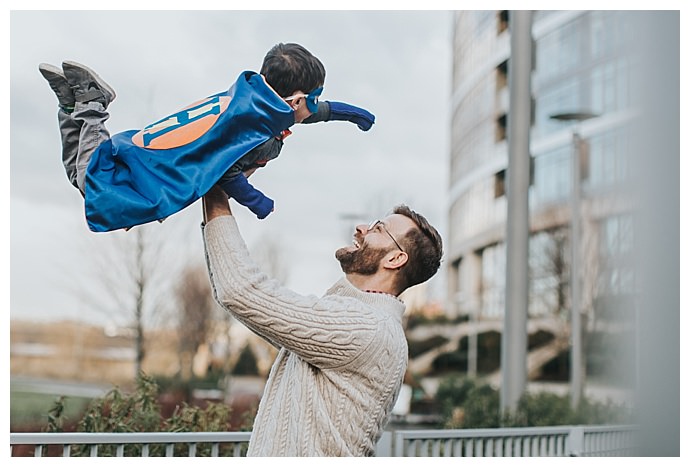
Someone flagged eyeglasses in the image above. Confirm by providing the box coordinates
[284,86,323,113]
[368,220,405,253]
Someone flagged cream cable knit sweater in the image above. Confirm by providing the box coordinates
[202,216,408,457]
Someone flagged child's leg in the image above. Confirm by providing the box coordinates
[69,102,111,194]
[39,64,82,190]
[57,109,82,190]
[60,61,117,194]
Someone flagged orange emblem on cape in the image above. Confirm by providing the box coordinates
[132,95,231,150]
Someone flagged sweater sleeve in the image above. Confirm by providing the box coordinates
[202,215,379,369]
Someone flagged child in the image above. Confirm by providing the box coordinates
[39,43,374,232]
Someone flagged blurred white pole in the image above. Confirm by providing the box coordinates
[501,9,532,415]
[550,116,598,409]
[570,131,583,409]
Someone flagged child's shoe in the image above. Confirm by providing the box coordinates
[62,60,117,109]
[38,63,75,112]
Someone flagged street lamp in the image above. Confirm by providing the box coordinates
[549,111,599,409]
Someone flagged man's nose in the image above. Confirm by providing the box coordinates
[355,224,369,235]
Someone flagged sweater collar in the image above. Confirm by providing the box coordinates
[325,277,407,320]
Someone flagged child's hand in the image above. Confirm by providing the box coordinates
[326,101,375,131]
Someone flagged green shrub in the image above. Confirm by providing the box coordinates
[435,373,632,429]
[75,373,162,436]
[233,344,259,375]
[436,375,501,428]
[507,391,577,427]
[408,335,450,359]
[45,372,240,457]
[405,314,468,330]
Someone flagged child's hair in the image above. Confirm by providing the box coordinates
[260,43,326,97]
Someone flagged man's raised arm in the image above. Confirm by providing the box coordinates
[202,184,232,224]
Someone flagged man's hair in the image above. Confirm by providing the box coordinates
[260,43,326,97]
[392,205,443,294]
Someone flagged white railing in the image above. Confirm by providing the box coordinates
[10,425,637,457]
[386,425,638,457]
[9,432,251,457]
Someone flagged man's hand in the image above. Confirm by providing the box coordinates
[203,185,232,224]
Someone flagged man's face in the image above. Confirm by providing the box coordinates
[335,214,412,275]
[335,241,391,275]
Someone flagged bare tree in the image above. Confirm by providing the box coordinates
[529,227,570,321]
[531,200,635,397]
[132,228,147,376]
[67,222,183,380]
[174,262,219,380]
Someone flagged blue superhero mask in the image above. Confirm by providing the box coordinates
[285,86,323,113]
[304,87,323,113]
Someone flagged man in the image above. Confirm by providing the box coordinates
[201,185,443,456]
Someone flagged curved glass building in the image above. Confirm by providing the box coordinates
[448,11,636,320]
[446,11,641,391]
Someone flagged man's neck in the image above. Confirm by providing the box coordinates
[345,273,397,297]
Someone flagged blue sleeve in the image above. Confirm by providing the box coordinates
[301,101,331,124]
[302,101,375,131]
[217,173,274,219]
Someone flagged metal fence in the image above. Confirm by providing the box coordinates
[382,425,638,457]
[9,432,251,458]
[10,425,637,457]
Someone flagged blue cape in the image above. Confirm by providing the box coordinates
[83,71,294,232]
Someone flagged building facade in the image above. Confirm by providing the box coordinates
[447,11,637,381]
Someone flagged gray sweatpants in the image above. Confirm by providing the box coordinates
[57,101,111,194]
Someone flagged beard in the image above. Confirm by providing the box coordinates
[335,243,391,275]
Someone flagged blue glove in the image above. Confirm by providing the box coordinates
[327,101,375,131]
[217,173,274,219]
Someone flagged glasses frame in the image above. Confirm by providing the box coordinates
[284,86,322,114]
[368,220,405,253]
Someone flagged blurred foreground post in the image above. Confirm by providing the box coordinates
[630,11,679,456]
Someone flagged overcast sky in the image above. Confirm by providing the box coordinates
[9,9,452,327]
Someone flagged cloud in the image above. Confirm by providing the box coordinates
[10,10,452,324]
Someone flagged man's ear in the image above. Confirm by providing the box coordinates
[384,251,408,270]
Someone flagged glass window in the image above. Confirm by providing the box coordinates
[535,17,582,85]
[529,229,569,318]
[530,146,571,207]
[591,10,633,60]
[481,242,506,318]
[588,128,629,190]
[616,57,631,111]
[533,77,580,138]
[598,214,635,296]
[590,11,615,59]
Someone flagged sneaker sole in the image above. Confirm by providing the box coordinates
[38,63,75,107]
[62,60,117,103]
[39,63,65,79]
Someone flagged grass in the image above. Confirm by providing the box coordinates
[10,390,92,430]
